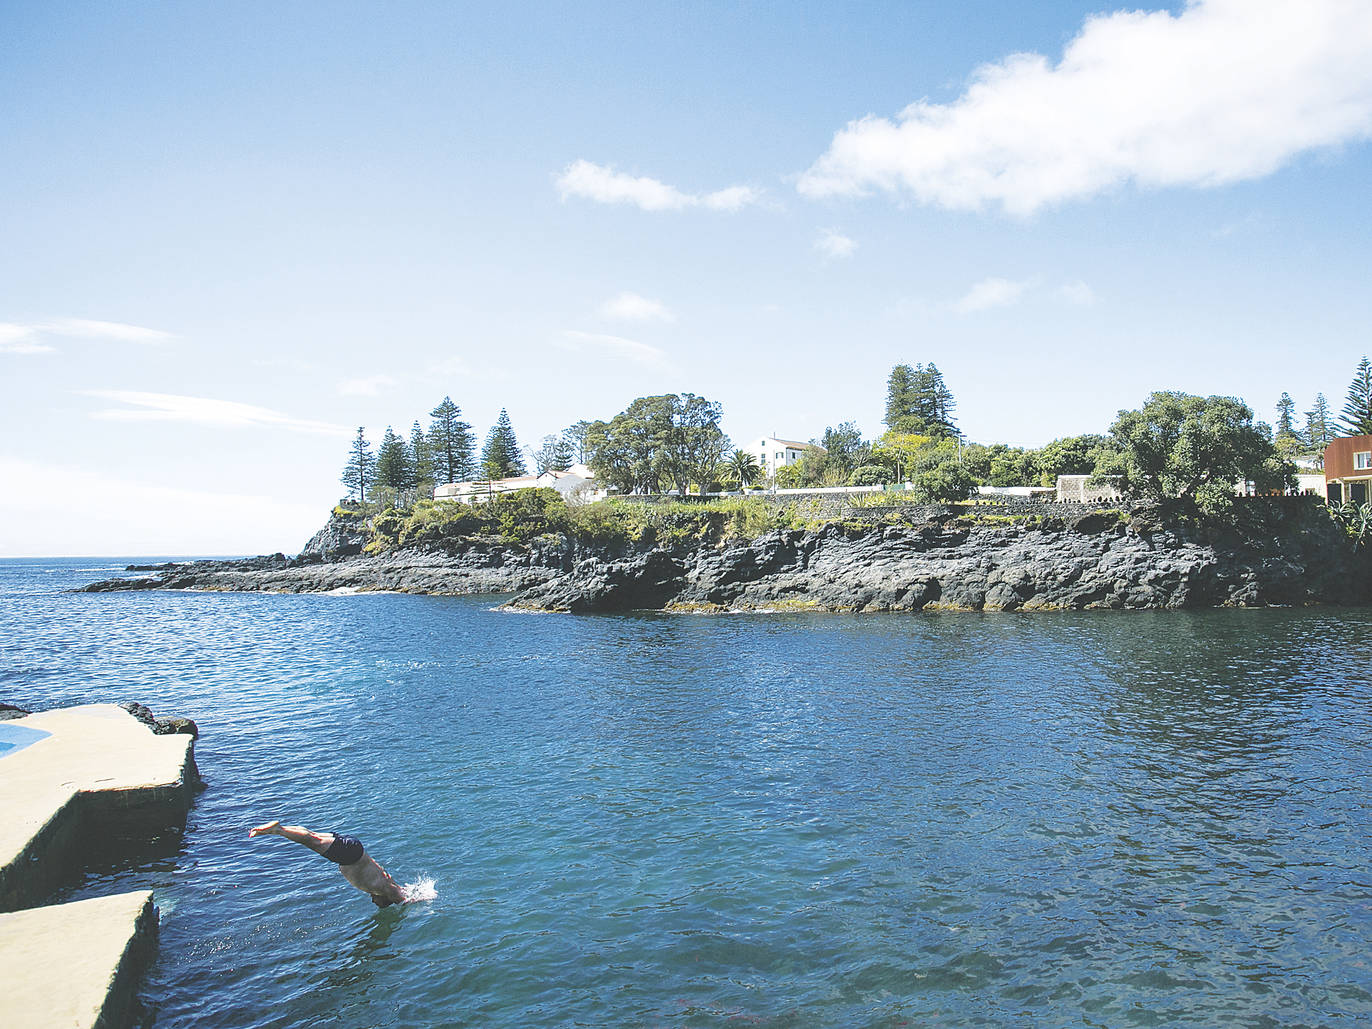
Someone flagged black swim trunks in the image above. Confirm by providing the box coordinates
[322,834,364,866]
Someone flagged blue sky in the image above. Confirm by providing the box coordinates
[3,0,1370,556]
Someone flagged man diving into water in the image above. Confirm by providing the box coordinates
[250,820,410,907]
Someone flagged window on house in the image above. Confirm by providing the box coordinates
[1357,452,1372,470]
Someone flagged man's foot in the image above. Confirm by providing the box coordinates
[249,820,282,838]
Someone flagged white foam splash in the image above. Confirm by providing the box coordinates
[402,877,437,903]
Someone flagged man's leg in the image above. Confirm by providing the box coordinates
[249,820,335,855]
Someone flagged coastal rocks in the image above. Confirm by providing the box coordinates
[0,703,31,721]
[79,536,574,596]
[119,703,199,738]
[506,502,1367,613]
[301,510,369,560]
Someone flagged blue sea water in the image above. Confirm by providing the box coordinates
[2,556,1371,1027]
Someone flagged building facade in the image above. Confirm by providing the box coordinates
[434,464,601,505]
[749,436,823,480]
[1324,435,1372,505]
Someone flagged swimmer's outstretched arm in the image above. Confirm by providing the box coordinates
[249,820,335,855]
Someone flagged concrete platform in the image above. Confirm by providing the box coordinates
[0,704,198,912]
[0,890,157,1029]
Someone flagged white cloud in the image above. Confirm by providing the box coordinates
[1057,280,1098,306]
[555,159,761,212]
[798,0,1372,215]
[600,292,674,322]
[337,375,398,397]
[0,317,174,353]
[953,277,1032,313]
[0,324,55,354]
[82,391,350,436]
[40,318,175,343]
[815,229,858,259]
[0,456,325,557]
[556,330,667,367]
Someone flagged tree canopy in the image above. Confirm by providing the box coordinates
[340,426,374,504]
[1275,393,1298,440]
[585,393,729,495]
[481,408,527,479]
[428,397,475,485]
[1107,392,1291,513]
[1340,357,1372,436]
[374,426,410,505]
[884,363,957,439]
[1304,394,1334,453]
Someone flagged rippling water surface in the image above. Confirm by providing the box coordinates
[3,558,1371,1027]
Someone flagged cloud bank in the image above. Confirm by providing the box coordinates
[84,391,349,436]
[556,330,667,367]
[556,160,761,212]
[600,292,674,322]
[815,229,858,259]
[0,317,173,354]
[798,0,1372,214]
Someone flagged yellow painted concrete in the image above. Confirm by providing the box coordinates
[0,890,155,1029]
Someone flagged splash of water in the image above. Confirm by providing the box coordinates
[402,877,437,903]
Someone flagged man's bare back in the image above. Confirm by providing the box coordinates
[250,820,409,907]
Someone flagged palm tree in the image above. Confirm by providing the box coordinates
[726,449,760,489]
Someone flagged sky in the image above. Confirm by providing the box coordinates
[3,0,1371,556]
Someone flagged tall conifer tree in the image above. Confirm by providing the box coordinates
[1304,394,1334,452]
[375,426,410,506]
[481,408,526,479]
[428,396,475,485]
[1275,393,1297,440]
[341,426,374,504]
[1340,357,1372,436]
[409,420,435,497]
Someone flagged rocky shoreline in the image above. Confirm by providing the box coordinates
[77,498,1369,613]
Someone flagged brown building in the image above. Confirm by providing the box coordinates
[1325,434,1372,505]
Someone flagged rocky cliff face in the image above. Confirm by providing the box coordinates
[80,499,1367,612]
[300,510,370,560]
[504,503,1367,613]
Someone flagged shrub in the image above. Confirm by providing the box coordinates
[848,465,888,486]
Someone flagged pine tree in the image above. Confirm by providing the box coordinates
[428,396,475,485]
[409,420,435,497]
[341,426,374,505]
[884,364,917,430]
[884,362,958,439]
[923,363,959,439]
[481,408,527,479]
[1275,393,1297,440]
[1304,394,1334,451]
[1341,357,1372,436]
[375,426,410,506]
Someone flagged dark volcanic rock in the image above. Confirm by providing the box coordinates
[77,498,1366,614]
[301,511,369,560]
[0,702,31,721]
[507,500,1367,613]
[80,536,574,596]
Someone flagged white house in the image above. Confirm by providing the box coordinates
[434,463,602,505]
[749,436,824,480]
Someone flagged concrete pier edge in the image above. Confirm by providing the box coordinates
[0,704,199,1028]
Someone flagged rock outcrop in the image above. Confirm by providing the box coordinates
[80,537,574,595]
[505,503,1367,613]
[300,510,370,560]
[77,499,1367,612]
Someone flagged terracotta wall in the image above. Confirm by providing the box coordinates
[1324,435,1372,480]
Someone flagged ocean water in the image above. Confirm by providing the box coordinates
[2,557,1371,1028]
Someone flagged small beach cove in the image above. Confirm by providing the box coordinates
[6,557,1372,1026]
